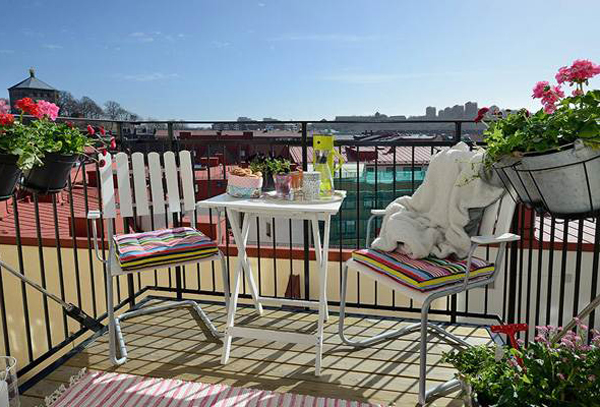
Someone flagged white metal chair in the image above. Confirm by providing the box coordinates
[339,192,519,405]
[87,150,240,366]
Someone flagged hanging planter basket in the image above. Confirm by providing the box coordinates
[0,154,22,201]
[492,140,600,219]
[20,153,80,194]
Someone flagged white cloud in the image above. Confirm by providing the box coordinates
[43,44,63,50]
[258,2,266,6]
[129,32,154,43]
[0,49,15,54]
[271,34,380,43]
[130,31,187,43]
[320,73,402,84]
[116,72,179,82]
[211,41,231,48]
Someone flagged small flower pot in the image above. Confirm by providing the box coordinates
[226,174,263,198]
[273,173,292,199]
[20,153,79,194]
[0,154,21,201]
[262,172,276,192]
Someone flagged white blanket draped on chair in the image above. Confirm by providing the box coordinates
[371,142,505,259]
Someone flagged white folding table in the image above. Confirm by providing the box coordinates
[197,191,345,375]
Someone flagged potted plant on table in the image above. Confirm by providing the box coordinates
[443,323,600,406]
[479,59,600,218]
[249,154,292,195]
[268,157,293,198]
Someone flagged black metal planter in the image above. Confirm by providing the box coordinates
[0,154,22,201]
[493,141,600,219]
[20,153,79,194]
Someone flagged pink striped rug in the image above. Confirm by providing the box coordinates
[44,370,380,407]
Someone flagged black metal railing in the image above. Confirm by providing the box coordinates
[0,118,597,390]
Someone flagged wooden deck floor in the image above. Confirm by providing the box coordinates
[22,300,492,406]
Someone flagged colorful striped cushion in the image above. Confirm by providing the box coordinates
[114,227,218,271]
[352,249,494,292]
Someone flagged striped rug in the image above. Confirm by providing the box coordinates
[44,370,379,407]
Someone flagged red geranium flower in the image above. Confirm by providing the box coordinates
[15,97,39,116]
[109,137,116,150]
[0,114,15,127]
[474,107,490,123]
[99,126,106,136]
[87,125,95,135]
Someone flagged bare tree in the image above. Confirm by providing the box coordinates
[57,91,81,117]
[104,100,123,120]
[79,96,104,119]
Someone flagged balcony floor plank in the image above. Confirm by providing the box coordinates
[23,299,492,406]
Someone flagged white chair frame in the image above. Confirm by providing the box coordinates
[88,151,240,366]
[339,193,520,405]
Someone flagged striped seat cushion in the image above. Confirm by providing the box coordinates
[352,249,494,292]
[114,227,218,271]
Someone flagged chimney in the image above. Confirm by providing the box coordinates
[29,68,35,78]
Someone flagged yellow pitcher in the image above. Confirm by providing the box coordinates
[312,134,345,197]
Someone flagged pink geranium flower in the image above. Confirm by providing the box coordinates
[0,99,9,114]
[532,81,550,98]
[555,59,600,85]
[35,100,60,121]
[533,82,564,114]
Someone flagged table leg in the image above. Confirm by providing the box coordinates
[311,215,330,376]
[221,210,253,365]
[230,211,263,315]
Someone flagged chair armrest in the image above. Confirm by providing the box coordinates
[87,210,101,220]
[87,210,107,264]
[366,209,386,248]
[471,233,520,245]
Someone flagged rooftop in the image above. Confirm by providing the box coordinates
[8,68,57,91]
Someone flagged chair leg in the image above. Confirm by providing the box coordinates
[339,262,420,347]
[106,269,127,366]
[418,300,432,406]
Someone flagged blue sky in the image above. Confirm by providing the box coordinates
[1,0,599,121]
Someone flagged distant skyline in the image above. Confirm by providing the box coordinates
[1,0,599,120]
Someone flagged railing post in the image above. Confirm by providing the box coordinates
[116,121,124,151]
[506,208,521,323]
[167,122,176,153]
[454,121,462,144]
[301,122,310,300]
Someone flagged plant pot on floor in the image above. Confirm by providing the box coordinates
[493,140,600,219]
[0,154,22,201]
[20,153,79,194]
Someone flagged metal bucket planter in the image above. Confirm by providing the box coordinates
[492,156,544,211]
[20,153,79,194]
[493,140,600,219]
[0,154,21,201]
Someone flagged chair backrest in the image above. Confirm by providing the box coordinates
[99,151,196,229]
[478,192,517,237]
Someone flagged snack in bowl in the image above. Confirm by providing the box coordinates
[227,167,263,198]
